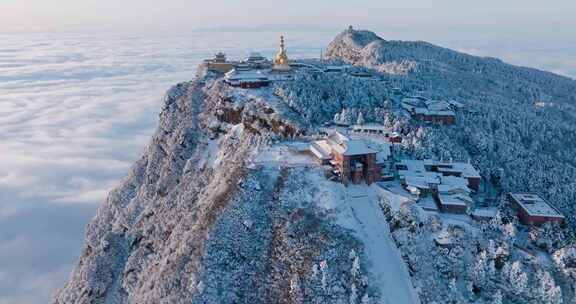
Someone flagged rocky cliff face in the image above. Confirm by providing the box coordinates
[54,75,381,303]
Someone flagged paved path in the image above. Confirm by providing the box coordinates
[345,186,420,304]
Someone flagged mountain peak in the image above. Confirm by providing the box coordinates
[325,27,383,62]
[55,28,576,304]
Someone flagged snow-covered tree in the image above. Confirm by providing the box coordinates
[356,112,365,125]
[504,261,528,296]
[535,270,563,304]
[472,251,488,287]
[333,113,341,124]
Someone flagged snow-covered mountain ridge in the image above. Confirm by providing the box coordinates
[55,28,576,304]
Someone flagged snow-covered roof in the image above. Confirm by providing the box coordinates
[418,196,439,211]
[510,193,565,218]
[397,159,426,172]
[425,100,452,111]
[401,103,416,112]
[247,52,266,60]
[401,97,422,106]
[404,98,456,117]
[448,100,465,109]
[438,193,470,207]
[414,108,455,117]
[289,142,310,153]
[309,140,332,160]
[398,159,479,194]
[428,110,455,116]
[350,123,390,132]
[438,176,471,194]
[414,107,429,115]
[225,69,269,82]
[471,208,497,219]
[436,161,480,178]
[325,65,345,70]
[403,176,432,190]
[234,63,252,71]
[406,185,421,195]
[437,185,470,194]
[332,139,379,156]
[400,171,441,189]
[327,131,350,145]
[324,65,351,72]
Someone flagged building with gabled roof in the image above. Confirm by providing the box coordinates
[471,208,497,221]
[425,160,481,191]
[437,193,472,214]
[402,97,457,125]
[224,69,270,88]
[205,52,236,74]
[309,140,332,165]
[396,159,481,214]
[350,123,402,143]
[309,131,389,185]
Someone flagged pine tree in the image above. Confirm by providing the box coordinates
[356,112,365,125]
[536,270,563,304]
[504,261,528,296]
[334,113,341,124]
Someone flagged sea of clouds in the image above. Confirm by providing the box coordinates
[0,29,573,304]
[0,30,333,304]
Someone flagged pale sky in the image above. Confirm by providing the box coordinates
[1,1,576,303]
[2,0,576,33]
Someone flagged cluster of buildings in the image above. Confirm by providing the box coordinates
[305,129,565,226]
[206,34,565,227]
[203,36,296,89]
[204,33,375,89]
[395,159,480,214]
[305,126,481,215]
[391,158,564,225]
[401,96,464,125]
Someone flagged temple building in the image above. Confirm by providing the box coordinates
[245,52,269,69]
[272,35,292,72]
[204,52,235,74]
[224,69,270,88]
[309,131,390,185]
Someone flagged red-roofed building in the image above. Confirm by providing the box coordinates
[310,131,388,185]
[508,193,565,226]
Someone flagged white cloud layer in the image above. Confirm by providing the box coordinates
[0,30,330,303]
[0,29,573,303]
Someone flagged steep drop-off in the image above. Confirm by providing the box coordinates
[55,75,389,303]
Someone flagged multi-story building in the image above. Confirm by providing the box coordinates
[309,131,390,185]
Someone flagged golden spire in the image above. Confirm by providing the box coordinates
[274,34,290,68]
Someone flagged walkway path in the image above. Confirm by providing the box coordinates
[341,185,420,304]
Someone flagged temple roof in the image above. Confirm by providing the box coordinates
[333,139,379,156]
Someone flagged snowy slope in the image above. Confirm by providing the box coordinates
[342,185,420,304]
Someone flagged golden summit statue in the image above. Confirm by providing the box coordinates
[272,35,291,72]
